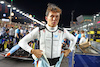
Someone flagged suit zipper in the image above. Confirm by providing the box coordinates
[51,32,53,58]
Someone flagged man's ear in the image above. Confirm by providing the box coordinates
[45,16,47,21]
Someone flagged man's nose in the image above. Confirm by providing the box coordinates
[53,17,56,21]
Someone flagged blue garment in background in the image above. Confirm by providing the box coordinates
[16,29,20,37]
[78,34,81,38]
[75,33,77,36]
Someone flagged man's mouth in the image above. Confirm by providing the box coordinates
[52,22,56,24]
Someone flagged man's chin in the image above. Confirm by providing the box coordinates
[52,25,57,27]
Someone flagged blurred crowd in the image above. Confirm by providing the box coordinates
[0,22,89,53]
[0,23,39,52]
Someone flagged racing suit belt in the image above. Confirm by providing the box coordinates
[47,57,60,66]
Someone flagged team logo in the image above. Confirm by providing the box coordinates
[54,35,58,38]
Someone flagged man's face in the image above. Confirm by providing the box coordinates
[19,26,21,29]
[64,38,67,41]
[7,30,9,33]
[45,11,60,27]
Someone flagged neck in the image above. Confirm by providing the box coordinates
[46,24,58,32]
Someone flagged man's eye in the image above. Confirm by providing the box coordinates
[50,15,54,17]
[56,15,58,18]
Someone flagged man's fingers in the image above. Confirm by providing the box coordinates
[61,51,65,53]
[40,50,43,52]
[37,53,43,58]
[37,55,42,58]
[64,53,68,57]
[62,50,70,57]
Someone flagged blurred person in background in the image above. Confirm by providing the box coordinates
[62,38,69,50]
[9,27,15,42]
[79,34,86,44]
[77,30,85,44]
[15,26,21,44]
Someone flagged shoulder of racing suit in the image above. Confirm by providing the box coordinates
[58,27,64,32]
[39,26,46,30]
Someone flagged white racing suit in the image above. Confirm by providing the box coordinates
[18,24,76,67]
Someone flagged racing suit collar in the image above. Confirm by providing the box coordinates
[46,24,58,32]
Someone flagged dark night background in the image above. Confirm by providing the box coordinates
[2,0,100,27]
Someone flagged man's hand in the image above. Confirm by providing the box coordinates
[31,49,43,58]
[62,49,71,57]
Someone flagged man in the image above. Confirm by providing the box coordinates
[20,27,24,38]
[18,3,76,67]
[72,29,77,36]
[77,30,85,44]
[15,26,21,44]
[2,29,10,51]
[9,27,15,42]
[62,38,69,50]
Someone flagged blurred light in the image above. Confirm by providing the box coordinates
[0,1,4,4]
[24,22,26,24]
[25,14,29,17]
[13,7,16,10]
[16,10,20,12]
[3,14,6,17]
[91,23,93,25]
[24,14,27,16]
[22,13,25,15]
[27,16,30,18]
[11,0,13,1]
[94,16,96,18]
[29,14,32,18]
[11,12,14,16]
[8,16,10,19]
[19,11,23,14]
[2,18,10,22]
[15,17,17,19]
[7,5,11,7]
[41,21,46,24]
[33,15,35,17]
[97,21,100,23]
[96,14,99,16]
[88,23,91,26]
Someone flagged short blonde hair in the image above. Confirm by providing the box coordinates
[45,3,62,16]
[81,34,85,37]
